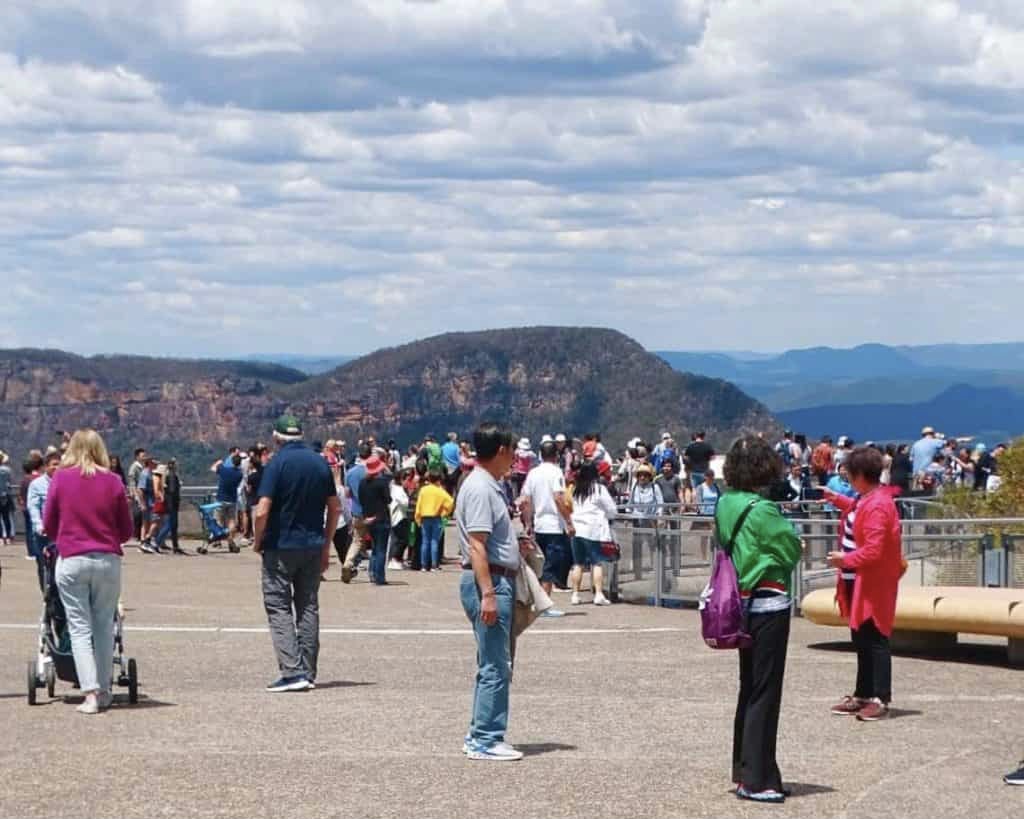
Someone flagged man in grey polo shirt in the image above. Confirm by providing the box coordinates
[458,421,524,761]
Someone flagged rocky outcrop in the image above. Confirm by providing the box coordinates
[0,329,780,472]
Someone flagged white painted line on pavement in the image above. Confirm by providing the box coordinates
[0,623,684,636]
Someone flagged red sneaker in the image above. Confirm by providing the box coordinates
[830,696,865,716]
[856,698,889,721]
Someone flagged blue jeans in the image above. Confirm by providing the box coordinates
[155,507,179,549]
[690,472,705,489]
[369,522,390,584]
[23,510,35,557]
[460,571,514,747]
[56,553,122,694]
[420,517,443,569]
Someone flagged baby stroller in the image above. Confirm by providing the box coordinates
[193,501,240,554]
[27,549,139,705]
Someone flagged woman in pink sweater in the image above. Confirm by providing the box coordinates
[43,429,133,714]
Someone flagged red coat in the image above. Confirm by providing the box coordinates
[831,487,903,637]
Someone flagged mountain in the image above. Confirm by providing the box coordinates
[776,384,1024,443]
[242,354,355,375]
[284,327,778,450]
[657,342,1024,415]
[0,329,777,479]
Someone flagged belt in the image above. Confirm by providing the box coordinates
[461,563,518,579]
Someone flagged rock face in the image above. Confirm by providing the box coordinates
[283,327,778,449]
[0,350,302,464]
[0,329,779,475]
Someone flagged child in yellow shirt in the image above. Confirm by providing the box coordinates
[415,469,455,571]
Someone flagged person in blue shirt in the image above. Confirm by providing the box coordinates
[825,463,858,516]
[441,432,461,493]
[910,427,944,482]
[253,415,339,692]
[341,443,371,583]
[210,453,244,547]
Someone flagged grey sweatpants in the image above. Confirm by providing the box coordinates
[261,550,321,680]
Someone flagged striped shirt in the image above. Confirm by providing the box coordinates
[841,502,858,581]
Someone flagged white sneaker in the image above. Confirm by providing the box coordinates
[570,592,581,606]
[594,594,611,606]
[76,697,99,715]
[387,559,404,571]
[466,741,523,761]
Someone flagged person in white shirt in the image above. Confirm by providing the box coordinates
[569,461,617,606]
[519,441,573,615]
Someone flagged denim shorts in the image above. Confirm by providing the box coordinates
[534,532,572,587]
[572,536,610,567]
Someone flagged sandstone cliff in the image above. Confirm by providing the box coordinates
[0,329,779,477]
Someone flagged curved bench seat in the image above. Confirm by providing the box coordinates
[802,586,1024,666]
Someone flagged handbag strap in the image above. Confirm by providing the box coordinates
[717,498,760,556]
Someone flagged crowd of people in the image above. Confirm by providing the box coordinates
[1,418,1021,796]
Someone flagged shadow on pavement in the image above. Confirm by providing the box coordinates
[518,742,578,757]
[786,782,837,797]
[59,694,177,709]
[312,681,376,690]
[806,640,1011,668]
[886,708,924,719]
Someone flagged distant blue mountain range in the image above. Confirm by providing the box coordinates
[243,354,354,375]
[656,342,1024,443]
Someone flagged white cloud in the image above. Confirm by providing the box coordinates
[1,1,1024,356]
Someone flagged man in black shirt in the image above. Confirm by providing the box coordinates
[684,431,715,491]
[358,455,393,585]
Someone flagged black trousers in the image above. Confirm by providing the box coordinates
[733,608,790,792]
[852,618,892,703]
[390,520,410,562]
[332,526,352,564]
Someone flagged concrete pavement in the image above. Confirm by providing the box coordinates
[0,541,1022,818]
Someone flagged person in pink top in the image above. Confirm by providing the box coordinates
[43,429,133,715]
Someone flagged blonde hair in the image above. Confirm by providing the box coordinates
[61,429,111,477]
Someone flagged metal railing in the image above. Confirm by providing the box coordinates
[607,506,1024,610]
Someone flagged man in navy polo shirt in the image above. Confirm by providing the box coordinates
[254,415,340,692]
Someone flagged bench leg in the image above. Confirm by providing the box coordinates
[1009,638,1024,669]
[891,630,958,655]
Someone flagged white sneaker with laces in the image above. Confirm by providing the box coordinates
[594,594,611,606]
[466,741,523,761]
[570,592,581,606]
[387,559,404,571]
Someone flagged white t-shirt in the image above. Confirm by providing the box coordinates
[521,461,567,535]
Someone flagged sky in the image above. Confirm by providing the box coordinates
[3,1,1024,358]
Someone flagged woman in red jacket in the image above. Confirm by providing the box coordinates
[824,446,903,722]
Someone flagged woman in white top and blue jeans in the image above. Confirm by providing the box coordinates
[569,461,617,606]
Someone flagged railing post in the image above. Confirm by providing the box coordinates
[653,527,663,608]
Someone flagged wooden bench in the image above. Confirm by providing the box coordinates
[801,586,1024,668]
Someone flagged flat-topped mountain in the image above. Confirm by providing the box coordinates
[0,328,778,477]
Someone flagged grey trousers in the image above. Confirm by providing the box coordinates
[261,549,321,680]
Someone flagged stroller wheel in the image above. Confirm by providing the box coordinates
[27,661,37,706]
[45,663,56,699]
[127,658,139,704]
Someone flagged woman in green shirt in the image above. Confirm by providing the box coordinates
[716,436,802,804]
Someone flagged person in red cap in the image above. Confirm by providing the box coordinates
[358,454,393,585]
